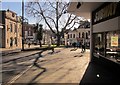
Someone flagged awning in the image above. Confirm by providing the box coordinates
[67,2,104,19]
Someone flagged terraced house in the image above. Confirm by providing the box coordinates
[0,9,22,49]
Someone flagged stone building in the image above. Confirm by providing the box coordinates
[23,22,35,44]
[0,10,22,49]
[64,21,90,47]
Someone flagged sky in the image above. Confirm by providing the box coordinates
[1,1,37,24]
[0,0,70,24]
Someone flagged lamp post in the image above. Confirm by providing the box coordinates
[21,0,24,51]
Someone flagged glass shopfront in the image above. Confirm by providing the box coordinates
[93,31,120,63]
[92,2,120,64]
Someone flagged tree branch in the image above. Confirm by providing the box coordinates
[36,2,56,34]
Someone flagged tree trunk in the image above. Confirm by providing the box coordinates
[56,35,61,46]
[39,40,42,47]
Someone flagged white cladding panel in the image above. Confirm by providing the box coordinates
[93,17,120,33]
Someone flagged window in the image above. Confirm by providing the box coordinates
[15,37,17,46]
[93,31,120,63]
[86,32,88,39]
[7,25,9,31]
[62,35,64,38]
[28,31,31,36]
[73,34,75,38]
[82,32,84,38]
[14,24,17,33]
[10,23,12,32]
[7,39,9,43]
[79,33,81,38]
[68,34,69,39]
[70,34,72,38]
[10,37,13,47]
[12,13,15,17]
[88,31,90,35]
[93,33,105,56]
[106,31,120,62]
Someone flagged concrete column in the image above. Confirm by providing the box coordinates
[90,13,93,62]
[0,28,2,48]
[64,33,67,46]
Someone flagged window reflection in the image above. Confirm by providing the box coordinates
[106,31,120,62]
[94,33,105,56]
[93,31,120,63]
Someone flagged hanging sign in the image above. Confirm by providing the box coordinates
[92,2,120,25]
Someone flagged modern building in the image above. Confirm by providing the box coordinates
[68,2,120,71]
[0,10,22,49]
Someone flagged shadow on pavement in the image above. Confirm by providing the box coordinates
[47,50,61,55]
[70,48,77,51]
[79,62,120,85]
[27,62,46,84]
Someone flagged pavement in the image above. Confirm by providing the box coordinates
[5,48,90,84]
[0,44,48,56]
[2,47,120,85]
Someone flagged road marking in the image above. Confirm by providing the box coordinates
[6,65,33,85]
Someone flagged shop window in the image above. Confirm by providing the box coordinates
[106,31,120,62]
[93,31,120,63]
[93,33,105,56]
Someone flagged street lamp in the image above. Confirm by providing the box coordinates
[21,0,24,51]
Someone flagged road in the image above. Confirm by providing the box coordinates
[2,48,90,84]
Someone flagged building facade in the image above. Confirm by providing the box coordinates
[23,22,35,44]
[65,28,90,47]
[68,2,120,71]
[0,10,22,49]
[42,30,56,45]
[0,23,3,48]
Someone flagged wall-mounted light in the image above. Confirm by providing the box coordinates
[76,2,81,9]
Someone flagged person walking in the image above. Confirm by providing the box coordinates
[81,39,85,53]
[28,43,31,48]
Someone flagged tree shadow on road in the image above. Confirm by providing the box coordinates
[27,62,46,85]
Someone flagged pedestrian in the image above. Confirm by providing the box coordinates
[81,40,85,53]
[72,42,76,48]
[76,42,79,48]
[79,41,81,48]
[28,43,30,48]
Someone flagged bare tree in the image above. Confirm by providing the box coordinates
[25,0,81,46]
